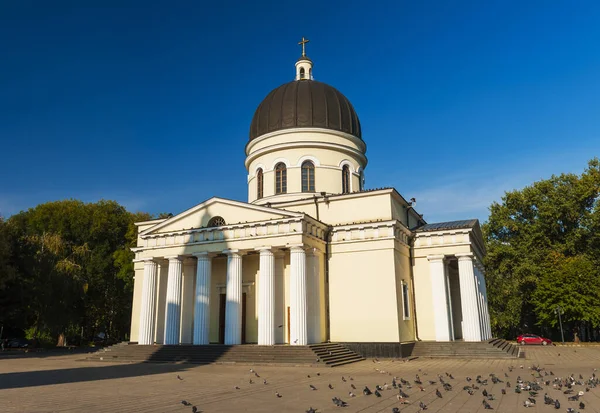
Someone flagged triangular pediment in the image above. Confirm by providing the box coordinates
[140,197,302,235]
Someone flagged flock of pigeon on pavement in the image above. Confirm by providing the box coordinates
[176,362,600,412]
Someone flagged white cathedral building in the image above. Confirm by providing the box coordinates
[129,41,492,349]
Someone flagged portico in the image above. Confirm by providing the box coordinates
[130,198,328,346]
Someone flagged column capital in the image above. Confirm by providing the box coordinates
[455,253,474,262]
[427,254,445,263]
[255,246,275,254]
[223,249,246,256]
[289,244,305,253]
[191,251,216,259]
[164,255,184,261]
[134,257,157,263]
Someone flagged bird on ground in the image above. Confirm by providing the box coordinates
[342,376,346,382]
[419,385,425,392]
[348,392,355,397]
[275,391,282,398]
[392,408,400,413]
[351,384,356,390]
[483,389,488,397]
[250,369,254,373]
[419,401,427,410]
[483,400,493,409]
[332,397,348,407]
[554,399,560,409]
[468,389,475,396]
[263,379,267,385]
[307,375,311,378]
[397,395,409,404]
[181,401,191,406]
[399,389,409,398]
[375,390,382,397]
[255,372,260,378]
[309,384,317,391]
[191,406,198,413]
[305,408,317,413]
[363,386,372,395]
[436,389,442,398]
[568,394,580,401]
[177,375,184,381]
[566,409,576,413]
[329,384,334,390]
[376,385,383,391]
[466,377,472,382]
[428,380,436,385]
[580,401,586,409]
[501,389,506,395]
[249,379,254,384]
[234,386,240,390]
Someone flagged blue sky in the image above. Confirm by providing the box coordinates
[1,1,599,223]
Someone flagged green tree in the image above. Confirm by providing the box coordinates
[483,158,600,339]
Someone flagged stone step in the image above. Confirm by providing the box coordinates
[410,339,518,359]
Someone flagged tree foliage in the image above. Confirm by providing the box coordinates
[0,200,155,346]
[483,158,600,340]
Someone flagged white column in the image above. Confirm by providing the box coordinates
[428,255,451,341]
[224,250,243,345]
[193,252,212,345]
[444,260,455,341]
[306,248,322,344]
[457,253,482,341]
[257,248,275,345]
[163,256,183,345]
[476,265,492,339]
[138,259,158,345]
[290,245,308,345]
[180,258,196,344]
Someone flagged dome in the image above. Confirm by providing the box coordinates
[249,80,362,141]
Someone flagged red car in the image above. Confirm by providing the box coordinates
[516,334,553,346]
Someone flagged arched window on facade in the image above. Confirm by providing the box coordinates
[275,162,287,194]
[301,161,315,192]
[299,67,305,79]
[256,168,264,199]
[342,165,350,194]
[207,216,226,227]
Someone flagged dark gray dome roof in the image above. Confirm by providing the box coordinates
[249,80,362,141]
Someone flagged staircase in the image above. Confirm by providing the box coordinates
[409,338,519,359]
[309,343,365,367]
[84,342,363,367]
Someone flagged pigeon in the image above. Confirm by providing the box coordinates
[177,375,184,381]
[181,401,192,406]
[419,401,427,410]
[332,397,348,407]
[566,409,576,413]
[436,389,442,398]
[544,394,554,404]
[580,401,585,410]
[399,389,409,398]
[310,384,317,391]
[305,408,317,413]
[428,380,437,385]
[342,376,347,382]
[276,391,282,398]
[554,399,560,409]
[363,386,372,395]
[234,386,240,390]
[329,384,334,390]
[250,369,254,373]
[392,408,400,413]
[263,379,268,385]
[483,400,493,409]
[348,392,355,397]
[483,389,488,397]
[351,384,356,390]
[375,390,382,397]
[249,379,254,384]
[466,377,472,382]
[376,385,383,391]
[255,372,260,378]
[191,407,198,413]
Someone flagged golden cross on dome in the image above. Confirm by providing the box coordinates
[298,37,309,56]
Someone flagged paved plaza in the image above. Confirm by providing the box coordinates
[2,346,600,412]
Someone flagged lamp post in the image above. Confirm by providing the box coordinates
[555,305,565,344]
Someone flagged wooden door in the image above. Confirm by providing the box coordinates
[242,293,247,344]
[218,294,226,344]
[287,306,291,344]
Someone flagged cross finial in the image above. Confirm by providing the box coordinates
[298,37,309,57]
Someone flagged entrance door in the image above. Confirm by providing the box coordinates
[218,294,226,344]
[241,293,247,344]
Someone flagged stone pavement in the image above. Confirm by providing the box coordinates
[2,346,600,412]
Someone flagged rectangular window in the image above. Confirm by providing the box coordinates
[402,281,410,320]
